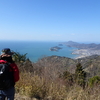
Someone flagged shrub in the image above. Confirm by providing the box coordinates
[88,76,100,87]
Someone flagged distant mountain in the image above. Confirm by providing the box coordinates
[63,41,100,50]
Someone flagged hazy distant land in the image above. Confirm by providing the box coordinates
[63,41,100,59]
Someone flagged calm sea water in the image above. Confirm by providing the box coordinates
[0,41,78,62]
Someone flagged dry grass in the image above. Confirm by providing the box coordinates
[15,71,68,100]
[15,59,100,100]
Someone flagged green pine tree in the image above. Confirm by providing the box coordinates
[12,52,28,63]
[75,63,86,88]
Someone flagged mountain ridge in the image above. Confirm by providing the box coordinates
[63,41,100,49]
[38,55,100,78]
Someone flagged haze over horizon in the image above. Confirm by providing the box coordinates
[0,0,100,43]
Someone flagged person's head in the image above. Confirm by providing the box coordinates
[1,48,14,56]
[0,48,14,62]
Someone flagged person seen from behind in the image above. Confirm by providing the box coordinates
[0,48,19,100]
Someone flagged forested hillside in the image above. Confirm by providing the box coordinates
[38,55,100,77]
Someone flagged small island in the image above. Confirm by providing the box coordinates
[50,46,62,51]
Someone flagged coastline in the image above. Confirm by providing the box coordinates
[62,41,100,59]
[72,49,100,59]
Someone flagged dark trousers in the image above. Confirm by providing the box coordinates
[0,87,15,100]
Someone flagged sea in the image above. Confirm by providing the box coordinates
[0,41,78,62]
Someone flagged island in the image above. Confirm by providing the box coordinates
[50,46,62,51]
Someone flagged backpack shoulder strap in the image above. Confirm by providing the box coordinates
[0,60,7,64]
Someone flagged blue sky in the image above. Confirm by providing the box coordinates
[0,0,100,43]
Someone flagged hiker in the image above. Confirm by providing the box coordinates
[0,48,19,100]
